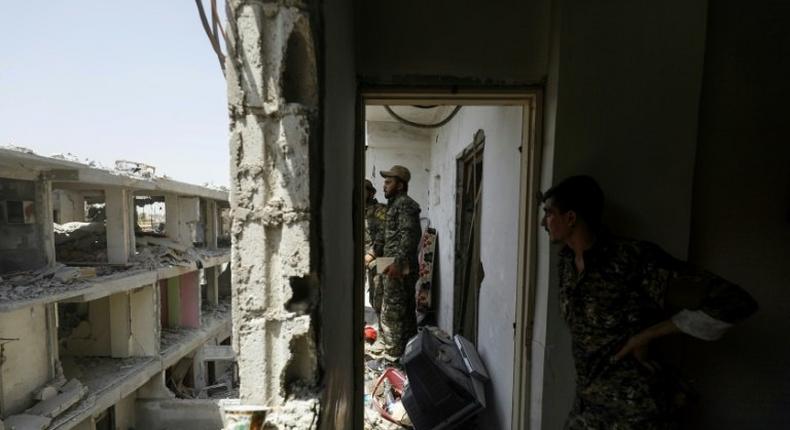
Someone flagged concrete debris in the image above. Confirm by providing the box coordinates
[33,385,59,401]
[203,345,235,361]
[137,235,189,252]
[0,144,35,154]
[26,378,87,418]
[202,182,230,192]
[52,266,82,283]
[115,160,156,178]
[49,153,83,163]
[2,414,51,430]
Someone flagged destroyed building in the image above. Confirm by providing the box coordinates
[0,148,234,429]
[0,0,787,429]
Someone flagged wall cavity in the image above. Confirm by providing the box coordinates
[226,1,320,428]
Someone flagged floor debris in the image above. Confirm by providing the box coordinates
[26,379,87,418]
[3,414,51,430]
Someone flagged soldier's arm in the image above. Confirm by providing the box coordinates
[639,242,758,341]
[371,207,386,257]
[393,203,421,269]
[364,219,374,256]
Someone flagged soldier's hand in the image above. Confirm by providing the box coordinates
[614,334,658,373]
[614,320,680,372]
[364,253,375,265]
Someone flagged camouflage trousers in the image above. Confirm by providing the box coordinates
[379,273,418,359]
[367,267,383,317]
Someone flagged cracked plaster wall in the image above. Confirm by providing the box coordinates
[226,1,320,428]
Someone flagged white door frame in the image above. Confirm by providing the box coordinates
[360,88,544,430]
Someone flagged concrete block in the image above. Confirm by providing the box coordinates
[33,385,58,401]
[3,414,51,430]
[235,3,267,109]
[25,379,86,418]
[203,345,235,361]
[52,266,81,283]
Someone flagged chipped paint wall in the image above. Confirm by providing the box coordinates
[0,305,52,416]
[365,121,433,213]
[683,1,790,427]
[226,0,320,427]
[427,106,524,429]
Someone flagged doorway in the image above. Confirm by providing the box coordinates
[358,90,542,430]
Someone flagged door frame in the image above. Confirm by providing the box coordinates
[357,88,543,430]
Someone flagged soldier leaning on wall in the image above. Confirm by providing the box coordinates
[541,175,758,429]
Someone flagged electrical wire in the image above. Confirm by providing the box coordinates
[384,105,462,129]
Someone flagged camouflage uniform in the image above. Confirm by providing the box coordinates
[380,192,422,359]
[559,235,757,430]
[365,197,387,315]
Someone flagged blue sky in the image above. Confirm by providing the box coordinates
[0,1,229,186]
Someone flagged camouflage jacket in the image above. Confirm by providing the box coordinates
[364,198,387,257]
[383,193,422,272]
[558,235,757,418]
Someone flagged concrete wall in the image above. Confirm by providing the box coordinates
[320,0,358,428]
[427,106,523,429]
[130,285,159,356]
[365,121,433,213]
[0,178,46,273]
[682,1,790,427]
[355,0,552,83]
[52,189,85,223]
[0,305,52,416]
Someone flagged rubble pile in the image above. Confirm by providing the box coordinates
[0,264,95,303]
[55,222,107,262]
[3,378,89,430]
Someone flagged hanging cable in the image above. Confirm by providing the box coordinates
[384,105,462,129]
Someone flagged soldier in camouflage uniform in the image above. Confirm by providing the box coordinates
[541,175,758,430]
[364,179,387,318]
[378,165,421,360]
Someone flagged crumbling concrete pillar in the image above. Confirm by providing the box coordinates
[35,176,55,267]
[205,199,219,249]
[226,1,320,427]
[206,266,220,306]
[137,372,175,400]
[105,187,133,264]
[164,193,181,243]
[109,291,133,358]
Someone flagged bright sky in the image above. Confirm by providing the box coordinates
[0,1,229,186]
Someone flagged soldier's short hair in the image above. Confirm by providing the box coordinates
[542,175,604,231]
